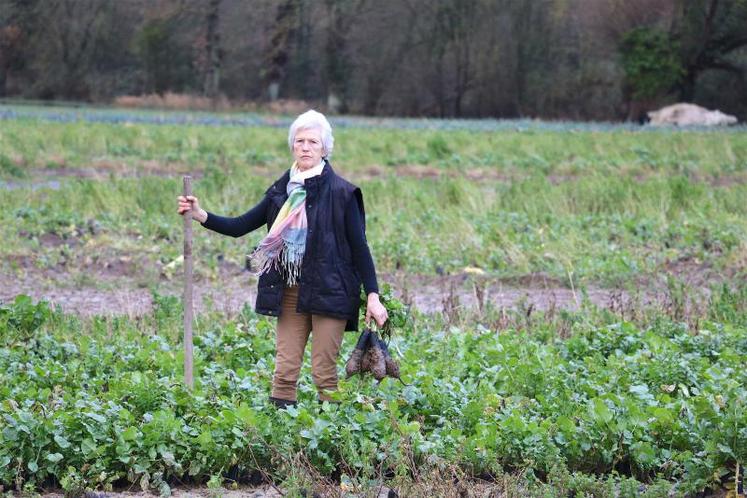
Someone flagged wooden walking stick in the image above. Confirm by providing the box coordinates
[183,176,194,389]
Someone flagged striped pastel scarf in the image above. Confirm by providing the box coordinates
[249,161,324,285]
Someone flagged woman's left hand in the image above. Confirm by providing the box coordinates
[365,293,388,328]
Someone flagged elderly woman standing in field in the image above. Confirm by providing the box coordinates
[177,110,387,408]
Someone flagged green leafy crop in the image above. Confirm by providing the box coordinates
[1,289,746,495]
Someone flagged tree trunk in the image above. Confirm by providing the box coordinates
[204,0,222,101]
[324,0,354,113]
[679,70,697,102]
[263,0,299,101]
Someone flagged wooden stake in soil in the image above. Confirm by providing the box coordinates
[183,176,194,389]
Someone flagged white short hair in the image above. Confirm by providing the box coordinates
[288,110,334,158]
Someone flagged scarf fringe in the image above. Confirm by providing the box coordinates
[249,239,305,286]
[248,162,323,286]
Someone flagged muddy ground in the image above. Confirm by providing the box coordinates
[36,485,284,498]
[0,166,736,318]
[1,253,718,319]
[3,162,747,191]
[33,483,398,497]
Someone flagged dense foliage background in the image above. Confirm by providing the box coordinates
[1,0,746,121]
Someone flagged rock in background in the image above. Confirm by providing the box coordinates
[648,103,738,127]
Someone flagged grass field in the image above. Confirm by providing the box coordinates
[1,104,746,496]
[2,107,746,287]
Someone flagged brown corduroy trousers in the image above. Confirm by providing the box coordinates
[271,285,347,402]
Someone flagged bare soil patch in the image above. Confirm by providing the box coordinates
[1,164,286,191]
[0,254,720,319]
[386,272,662,316]
[37,484,283,498]
[5,163,746,194]
[35,483,396,498]
[1,257,255,317]
[355,164,517,183]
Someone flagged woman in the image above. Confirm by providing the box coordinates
[177,110,387,408]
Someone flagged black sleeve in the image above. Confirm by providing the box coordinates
[201,195,271,238]
[345,193,379,295]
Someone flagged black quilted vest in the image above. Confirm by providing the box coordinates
[254,161,365,331]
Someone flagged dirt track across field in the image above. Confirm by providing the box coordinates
[35,483,401,498]
[38,486,283,498]
[1,256,718,319]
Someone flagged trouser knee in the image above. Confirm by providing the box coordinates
[272,359,302,401]
[312,364,338,398]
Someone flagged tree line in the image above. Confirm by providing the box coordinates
[1,0,746,121]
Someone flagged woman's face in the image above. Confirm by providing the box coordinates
[292,127,324,171]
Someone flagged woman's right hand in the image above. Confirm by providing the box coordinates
[177,195,208,223]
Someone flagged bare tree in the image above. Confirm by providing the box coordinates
[203,0,223,100]
[584,0,677,42]
[675,0,747,101]
[401,0,483,117]
[348,1,418,115]
[323,0,368,113]
[26,0,108,99]
[0,23,23,96]
[262,0,300,101]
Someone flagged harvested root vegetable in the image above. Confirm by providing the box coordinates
[378,337,401,379]
[345,329,372,378]
[346,327,404,384]
[361,347,371,372]
[366,330,387,380]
